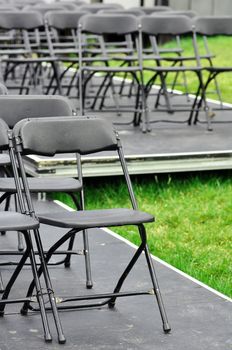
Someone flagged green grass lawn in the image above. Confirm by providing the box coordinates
[53,171,232,298]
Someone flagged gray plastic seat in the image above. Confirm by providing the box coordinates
[13,116,171,335]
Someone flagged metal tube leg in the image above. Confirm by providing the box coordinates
[24,233,52,343]
[82,229,93,289]
[144,244,171,333]
[33,229,66,344]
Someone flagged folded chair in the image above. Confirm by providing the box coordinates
[189,16,232,128]
[0,118,65,343]
[14,116,171,334]
[0,95,93,288]
[78,14,150,132]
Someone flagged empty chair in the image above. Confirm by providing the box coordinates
[140,15,211,129]
[0,95,93,288]
[44,10,88,96]
[78,13,149,132]
[0,118,65,343]
[0,11,62,95]
[189,16,232,127]
[13,116,171,335]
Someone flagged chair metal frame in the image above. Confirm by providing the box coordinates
[13,116,171,334]
[188,16,232,129]
[0,95,93,289]
[78,13,150,132]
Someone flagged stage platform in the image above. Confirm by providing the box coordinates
[0,198,231,349]
[23,90,232,177]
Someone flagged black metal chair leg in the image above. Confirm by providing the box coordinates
[144,244,171,333]
[33,228,66,344]
[24,232,53,343]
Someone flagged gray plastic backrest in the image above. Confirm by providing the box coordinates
[129,6,172,14]
[80,14,138,35]
[23,4,66,15]
[98,9,145,17]
[45,11,89,29]
[0,11,43,29]
[141,15,193,35]
[0,95,73,128]
[193,16,232,35]
[154,10,197,18]
[0,118,10,150]
[79,4,123,13]
[15,117,118,156]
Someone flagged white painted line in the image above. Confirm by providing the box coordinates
[54,199,232,303]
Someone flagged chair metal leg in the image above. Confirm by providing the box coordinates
[144,244,171,333]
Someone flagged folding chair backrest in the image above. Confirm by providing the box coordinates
[45,11,89,30]
[193,16,232,36]
[0,11,43,29]
[141,15,193,36]
[79,3,123,13]
[98,9,145,17]
[0,95,73,128]
[80,14,139,35]
[0,118,10,151]
[14,117,118,156]
[24,4,66,16]
[154,10,197,18]
[129,6,172,14]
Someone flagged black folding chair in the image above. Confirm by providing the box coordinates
[0,11,62,95]
[44,10,88,96]
[0,95,93,288]
[0,118,65,343]
[140,15,212,129]
[14,116,171,334]
[189,16,232,128]
[78,13,150,132]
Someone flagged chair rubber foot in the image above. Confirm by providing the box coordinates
[108,301,115,309]
[163,323,171,334]
[86,282,93,289]
[64,261,71,268]
[20,308,28,316]
[0,311,4,317]
[58,335,66,344]
[45,335,52,343]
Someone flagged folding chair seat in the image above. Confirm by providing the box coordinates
[78,13,149,132]
[43,10,89,96]
[13,116,171,334]
[0,11,62,95]
[140,15,211,129]
[188,16,232,128]
[0,95,93,288]
[0,118,65,343]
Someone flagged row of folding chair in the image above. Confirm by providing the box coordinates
[0,11,230,131]
[0,96,171,343]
